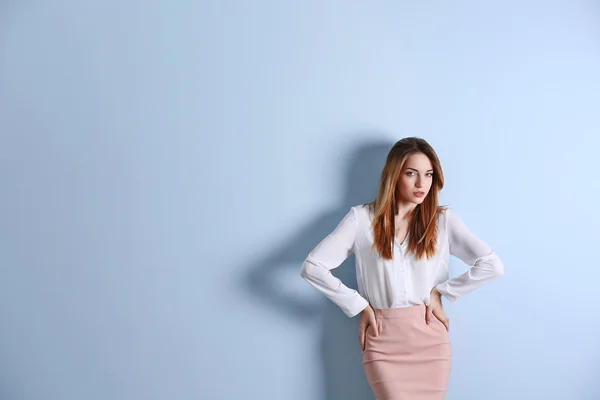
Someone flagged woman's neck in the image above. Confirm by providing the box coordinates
[395,201,417,220]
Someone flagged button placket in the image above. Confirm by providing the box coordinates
[400,241,410,299]
[394,242,408,302]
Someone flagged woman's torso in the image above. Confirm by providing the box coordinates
[351,204,451,309]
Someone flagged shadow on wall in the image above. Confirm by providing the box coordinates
[0,0,15,80]
[242,136,393,400]
[0,3,28,397]
[0,0,18,44]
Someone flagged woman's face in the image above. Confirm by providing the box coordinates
[397,152,434,205]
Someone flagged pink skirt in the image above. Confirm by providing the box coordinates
[361,304,452,400]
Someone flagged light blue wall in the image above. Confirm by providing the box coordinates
[1,1,599,399]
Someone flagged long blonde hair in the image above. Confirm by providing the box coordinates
[366,137,445,260]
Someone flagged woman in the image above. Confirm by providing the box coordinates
[300,137,504,399]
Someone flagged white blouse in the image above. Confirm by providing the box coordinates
[300,204,504,318]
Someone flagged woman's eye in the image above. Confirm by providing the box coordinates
[406,172,433,177]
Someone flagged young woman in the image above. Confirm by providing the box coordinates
[300,137,504,399]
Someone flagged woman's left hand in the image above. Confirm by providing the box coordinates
[426,288,449,331]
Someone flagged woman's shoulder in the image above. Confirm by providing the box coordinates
[437,206,460,230]
[341,204,374,229]
[350,203,374,218]
[438,206,451,216]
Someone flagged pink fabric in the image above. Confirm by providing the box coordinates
[362,304,452,400]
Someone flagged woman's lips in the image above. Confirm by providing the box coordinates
[413,191,425,197]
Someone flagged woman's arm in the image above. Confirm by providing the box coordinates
[435,209,504,303]
[300,207,370,317]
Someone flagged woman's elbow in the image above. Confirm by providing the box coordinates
[300,259,313,280]
[492,254,505,278]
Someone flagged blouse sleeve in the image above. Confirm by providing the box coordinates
[300,207,370,318]
[435,209,504,303]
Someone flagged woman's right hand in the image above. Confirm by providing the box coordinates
[359,304,379,351]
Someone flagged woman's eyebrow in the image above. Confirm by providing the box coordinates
[406,167,434,172]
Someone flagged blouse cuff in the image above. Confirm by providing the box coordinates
[344,295,370,318]
[435,282,459,304]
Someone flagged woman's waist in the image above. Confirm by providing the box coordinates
[373,304,426,319]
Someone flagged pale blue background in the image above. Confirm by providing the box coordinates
[1,1,599,399]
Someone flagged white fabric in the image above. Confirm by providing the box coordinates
[300,204,504,318]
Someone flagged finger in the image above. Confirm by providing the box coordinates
[426,307,434,325]
[363,324,372,348]
[359,332,365,351]
[442,317,449,332]
[370,319,379,336]
[433,310,450,332]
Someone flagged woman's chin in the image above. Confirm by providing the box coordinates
[411,196,426,205]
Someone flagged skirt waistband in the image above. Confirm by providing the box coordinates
[374,304,426,319]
